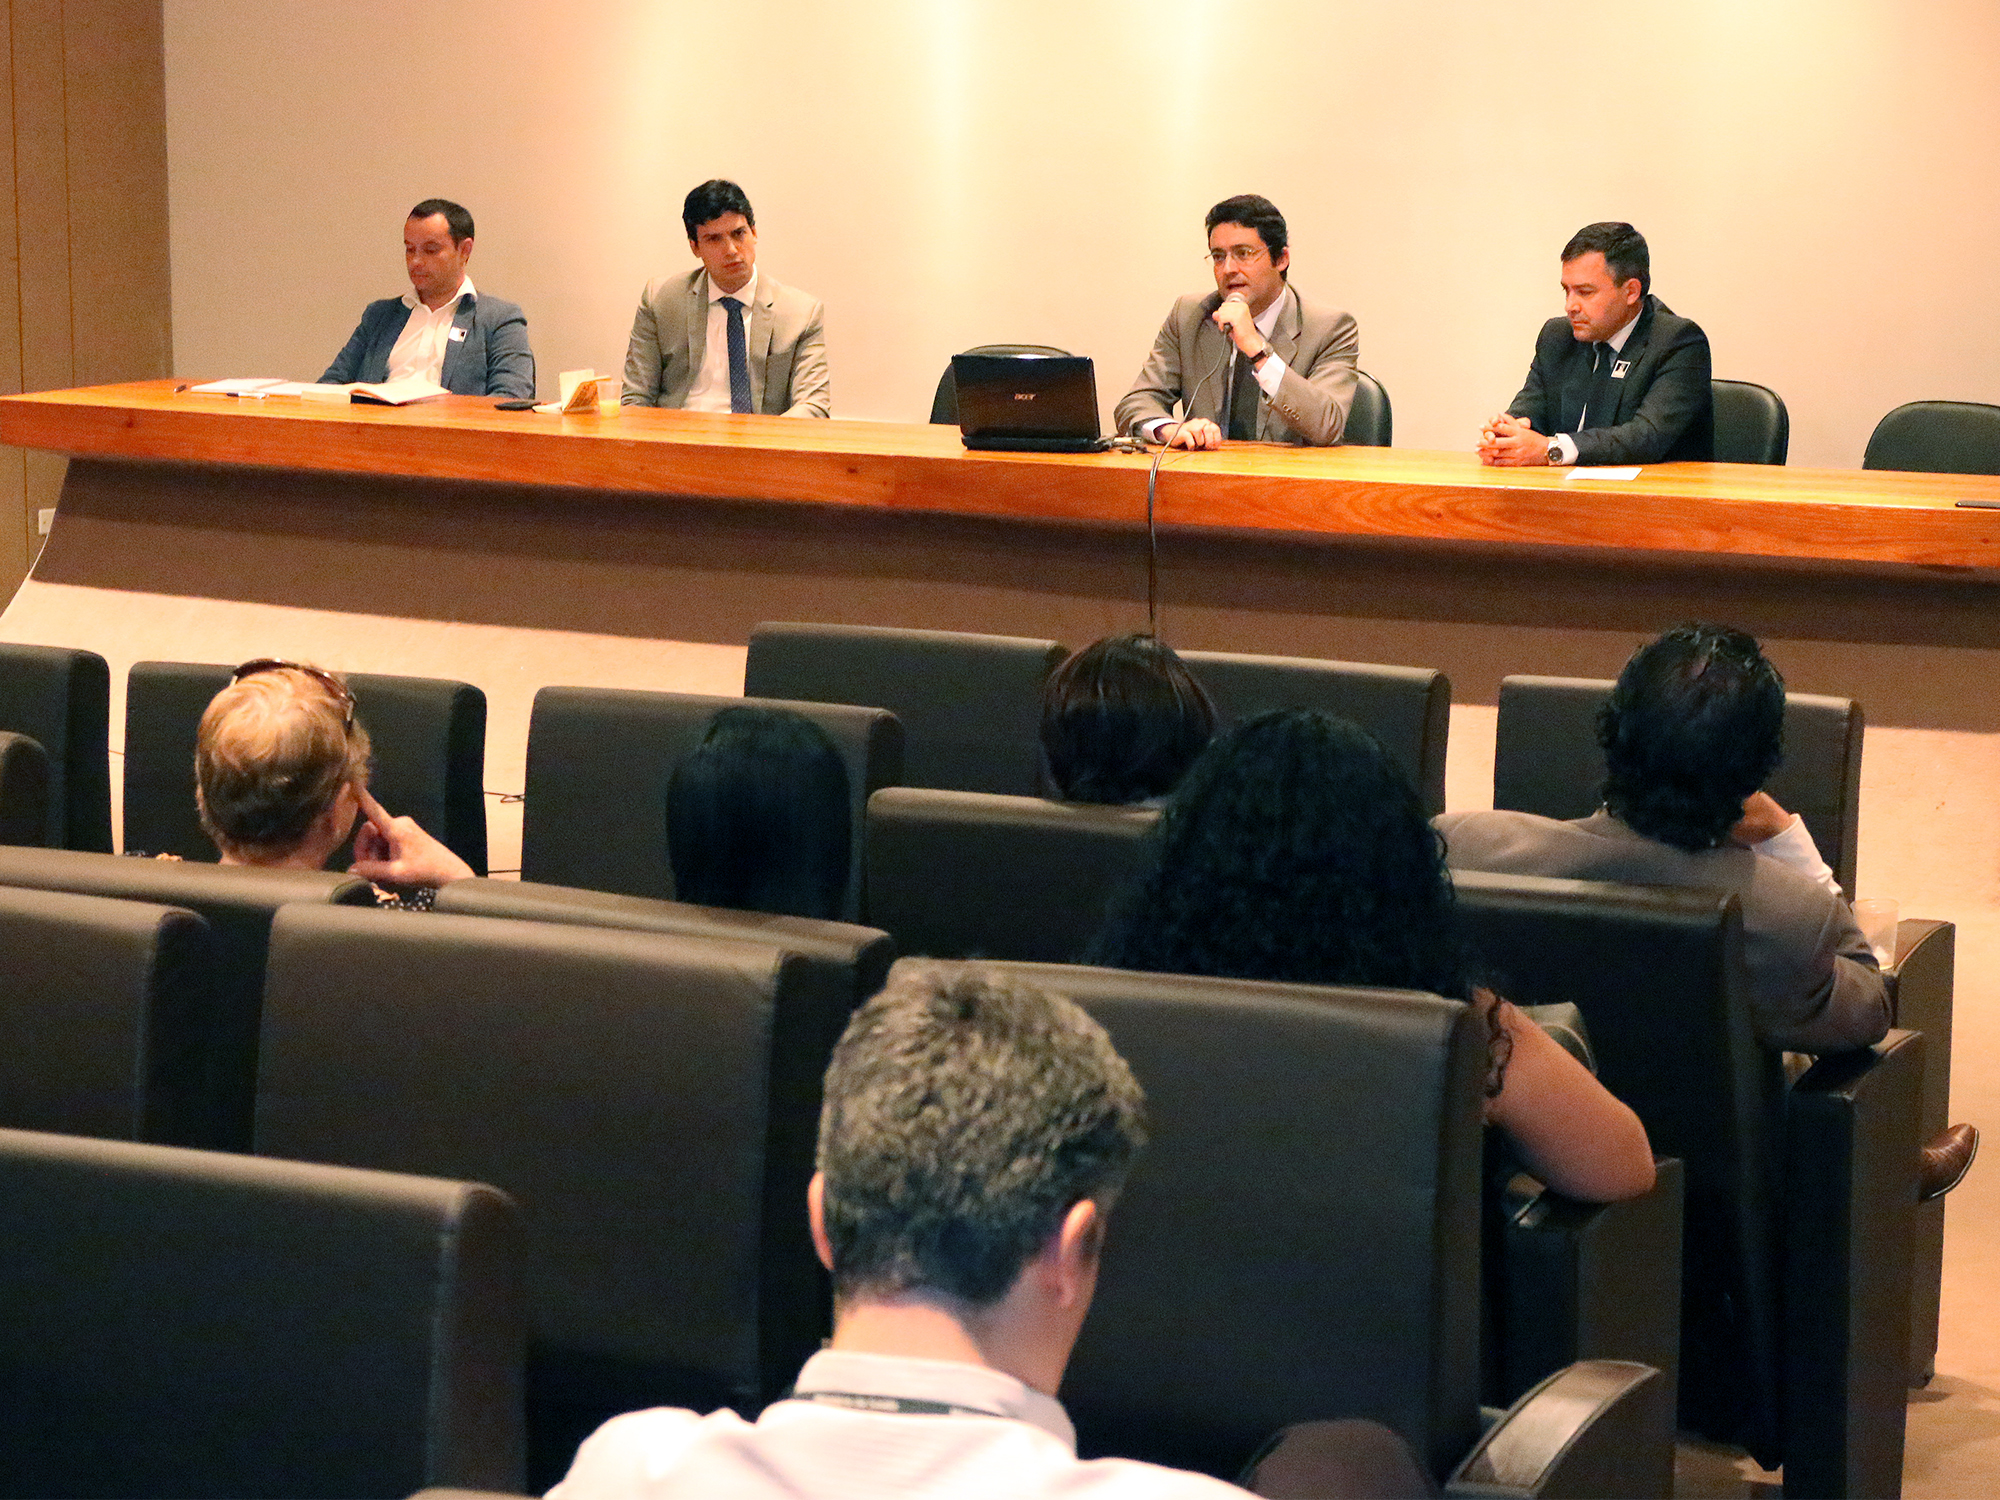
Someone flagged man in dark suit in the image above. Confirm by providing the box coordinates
[1480,221,1712,467]
[320,198,535,399]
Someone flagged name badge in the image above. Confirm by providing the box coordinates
[448,327,467,342]
[1611,359,1630,379]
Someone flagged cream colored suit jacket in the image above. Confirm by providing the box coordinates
[621,268,830,418]
[1114,284,1358,446]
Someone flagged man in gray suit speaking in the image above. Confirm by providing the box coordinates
[1116,194,1359,448]
[622,179,830,419]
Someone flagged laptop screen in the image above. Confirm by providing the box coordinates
[952,354,1100,443]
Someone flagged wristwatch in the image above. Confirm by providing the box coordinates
[1546,440,1566,466]
[1249,345,1272,370]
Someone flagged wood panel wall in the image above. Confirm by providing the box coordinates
[0,0,169,596]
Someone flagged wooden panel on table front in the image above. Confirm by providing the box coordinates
[5,383,2000,572]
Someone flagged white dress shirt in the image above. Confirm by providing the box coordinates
[686,269,760,414]
[1144,294,1290,444]
[1752,813,1842,899]
[1549,306,1640,466]
[546,1350,1250,1500]
[385,275,474,386]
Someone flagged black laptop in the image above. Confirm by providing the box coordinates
[952,353,1104,453]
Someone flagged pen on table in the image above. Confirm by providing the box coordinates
[172,382,188,392]
[1953,500,2000,510]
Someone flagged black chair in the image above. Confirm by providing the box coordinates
[0,1126,524,1499]
[1862,400,2000,475]
[928,343,1071,425]
[1180,649,1450,814]
[519,686,901,919]
[0,642,111,850]
[254,905,856,1490]
[435,876,894,1017]
[0,884,213,1143]
[1491,673,1864,899]
[971,960,1674,1496]
[1452,871,1925,1498]
[864,787,1157,963]
[746,622,1069,797]
[1346,369,1393,447]
[0,731,50,846]
[1711,379,1789,465]
[0,846,373,1150]
[122,660,489,873]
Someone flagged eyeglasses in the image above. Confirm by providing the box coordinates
[1207,245,1269,267]
[231,659,356,729]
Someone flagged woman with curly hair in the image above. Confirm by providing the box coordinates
[1092,709,1655,1203]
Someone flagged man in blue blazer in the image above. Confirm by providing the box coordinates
[1480,222,1712,467]
[320,199,535,399]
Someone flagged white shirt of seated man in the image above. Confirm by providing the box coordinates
[547,1177,1249,1500]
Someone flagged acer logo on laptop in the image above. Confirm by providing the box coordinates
[1014,392,1036,400]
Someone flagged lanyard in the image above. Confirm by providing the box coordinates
[788,1390,1008,1420]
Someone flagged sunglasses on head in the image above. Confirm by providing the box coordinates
[231,659,356,729]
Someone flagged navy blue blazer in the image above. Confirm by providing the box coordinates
[320,288,535,398]
[1507,295,1714,464]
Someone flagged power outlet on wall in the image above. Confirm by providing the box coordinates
[36,508,54,535]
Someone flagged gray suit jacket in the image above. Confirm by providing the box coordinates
[1114,284,1359,446]
[320,289,535,398]
[1435,807,1890,1054]
[621,269,830,418]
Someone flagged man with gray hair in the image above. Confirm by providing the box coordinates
[551,961,1432,1498]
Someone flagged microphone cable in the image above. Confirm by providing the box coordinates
[1142,324,1236,637]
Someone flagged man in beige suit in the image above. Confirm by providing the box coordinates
[622,179,830,418]
[1116,194,1358,448]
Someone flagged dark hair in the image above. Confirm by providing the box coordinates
[1040,634,1217,804]
[408,199,474,244]
[683,179,756,240]
[1598,623,1785,852]
[1205,194,1288,279]
[1091,710,1468,997]
[817,961,1148,1306]
[196,666,372,858]
[1561,221,1649,296]
[667,707,850,919]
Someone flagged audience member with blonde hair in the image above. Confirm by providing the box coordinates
[195,659,472,892]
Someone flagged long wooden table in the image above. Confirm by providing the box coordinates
[5,380,2000,571]
[3,380,1999,749]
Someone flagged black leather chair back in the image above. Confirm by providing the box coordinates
[928,343,1071,425]
[1181,650,1449,814]
[520,687,901,919]
[0,884,213,1143]
[1347,369,1393,447]
[1862,399,2000,475]
[1711,380,1789,465]
[747,622,1069,797]
[0,732,50,846]
[0,846,372,1150]
[255,905,846,1488]
[1450,872,1784,1458]
[0,1126,524,1499]
[0,642,111,850]
[863,788,1156,962]
[977,962,1486,1481]
[123,661,489,872]
[1492,673,1863,897]
[436,877,895,1009]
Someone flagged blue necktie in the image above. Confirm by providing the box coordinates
[719,295,752,414]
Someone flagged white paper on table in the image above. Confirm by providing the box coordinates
[186,377,288,395]
[1565,466,1643,481]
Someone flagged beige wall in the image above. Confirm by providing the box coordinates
[0,0,171,597]
[162,1,2000,466]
